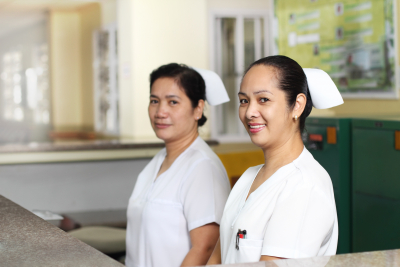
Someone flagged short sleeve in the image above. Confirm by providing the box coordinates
[180,159,230,231]
[262,186,336,258]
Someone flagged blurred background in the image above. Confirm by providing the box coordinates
[0,0,400,263]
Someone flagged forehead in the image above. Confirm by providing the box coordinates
[240,65,279,93]
[150,77,185,96]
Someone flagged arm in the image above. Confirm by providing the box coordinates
[260,255,284,261]
[206,238,221,265]
[180,223,220,267]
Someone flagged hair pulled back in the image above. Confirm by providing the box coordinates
[245,55,313,132]
[150,63,207,127]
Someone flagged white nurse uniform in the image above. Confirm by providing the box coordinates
[220,147,338,264]
[125,137,230,267]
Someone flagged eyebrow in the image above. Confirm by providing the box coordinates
[254,90,273,95]
[238,90,273,96]
[150,94,181,99]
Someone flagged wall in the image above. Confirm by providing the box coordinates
[0,158,150,213]
[49,4,101,131]
[207,0,271,9]
[79,4,101,129]
[100,0,117,26]
[117,0,209,140]
[50,11,83,130]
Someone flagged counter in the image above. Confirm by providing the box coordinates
[0,195,123,267]
[0,139,260,165]
[2,192,400,266]
[207,249,400,266]
[0,139,220,165]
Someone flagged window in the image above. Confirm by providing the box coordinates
[0,15,50,144]
[93,24,119,135]
[210,11,271,142]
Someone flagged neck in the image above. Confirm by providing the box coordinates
[262,131,304,172]
[164,130,199,163]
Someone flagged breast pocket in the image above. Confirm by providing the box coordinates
[235,238,263,263]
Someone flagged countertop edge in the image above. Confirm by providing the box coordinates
[0,148,162,165]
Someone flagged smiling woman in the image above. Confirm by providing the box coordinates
[125,63,231,267]
[207,56,343,265]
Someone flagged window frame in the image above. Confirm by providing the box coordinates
[208,9,273,143]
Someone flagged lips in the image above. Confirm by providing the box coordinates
[248,123,266,133]
[155,123,171,129]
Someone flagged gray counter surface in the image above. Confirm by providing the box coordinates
[0,195,123,267]
[207,249,400,266]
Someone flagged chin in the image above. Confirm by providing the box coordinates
[155,132,169,142]
[249,133,268,148]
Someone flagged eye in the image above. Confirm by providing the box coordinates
[170,100,178,105]
[239,99,248,104]
[260,98,269,103]
[150,99,158,104]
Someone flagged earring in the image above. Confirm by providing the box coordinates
[294,115,298,121]
[197,117,200,120]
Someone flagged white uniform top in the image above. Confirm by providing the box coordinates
[220,147,338,264]
[125,137,231,267]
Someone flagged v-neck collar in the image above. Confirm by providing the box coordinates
[152,136,201,184]
[244,146,306,204]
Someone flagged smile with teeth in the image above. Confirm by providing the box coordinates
[249,124,266,128]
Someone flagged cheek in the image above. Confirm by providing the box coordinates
[148,106,155,120]
[238,107,246,122]
[172,106,194,124]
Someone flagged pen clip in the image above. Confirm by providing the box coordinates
[235,229,242,250]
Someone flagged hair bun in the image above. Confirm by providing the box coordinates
[198,114,207,127]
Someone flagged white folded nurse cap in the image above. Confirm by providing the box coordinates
[303,68,344,109]
[192,67,230,106]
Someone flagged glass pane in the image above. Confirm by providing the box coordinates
[0,18,51,143]
[244,19,255,70]
[217,18,239,136]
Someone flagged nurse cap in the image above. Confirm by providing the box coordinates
[192,67,230,106]
[303,68,344,109]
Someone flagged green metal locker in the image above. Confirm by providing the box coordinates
[352,118,400,252]
[304,117,352,254]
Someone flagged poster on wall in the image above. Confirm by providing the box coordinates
[274,0,397,98]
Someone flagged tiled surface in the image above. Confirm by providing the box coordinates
[0,195,123,267]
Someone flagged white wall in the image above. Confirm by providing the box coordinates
[0,159,150,213]
[207,0,271,9]
[118,0,209,141]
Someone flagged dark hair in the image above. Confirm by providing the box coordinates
[149,63,207,127]
[244,55,313,132]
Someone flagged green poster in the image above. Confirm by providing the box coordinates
[274,0,397,97]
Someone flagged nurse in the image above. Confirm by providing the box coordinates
[125,63,231,267]
[207,55,344,264]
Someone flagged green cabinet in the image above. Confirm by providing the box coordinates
[304,117,352,254]
[352,118,400,252]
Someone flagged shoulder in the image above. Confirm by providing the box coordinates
[292,148,332,188]
[283,148,335,205]
[184,138,226,173]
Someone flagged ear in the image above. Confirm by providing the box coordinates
[194,99,205,120]
[292,93,307,119]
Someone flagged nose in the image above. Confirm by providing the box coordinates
[155,102,168,119]
[245,101,260,120]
